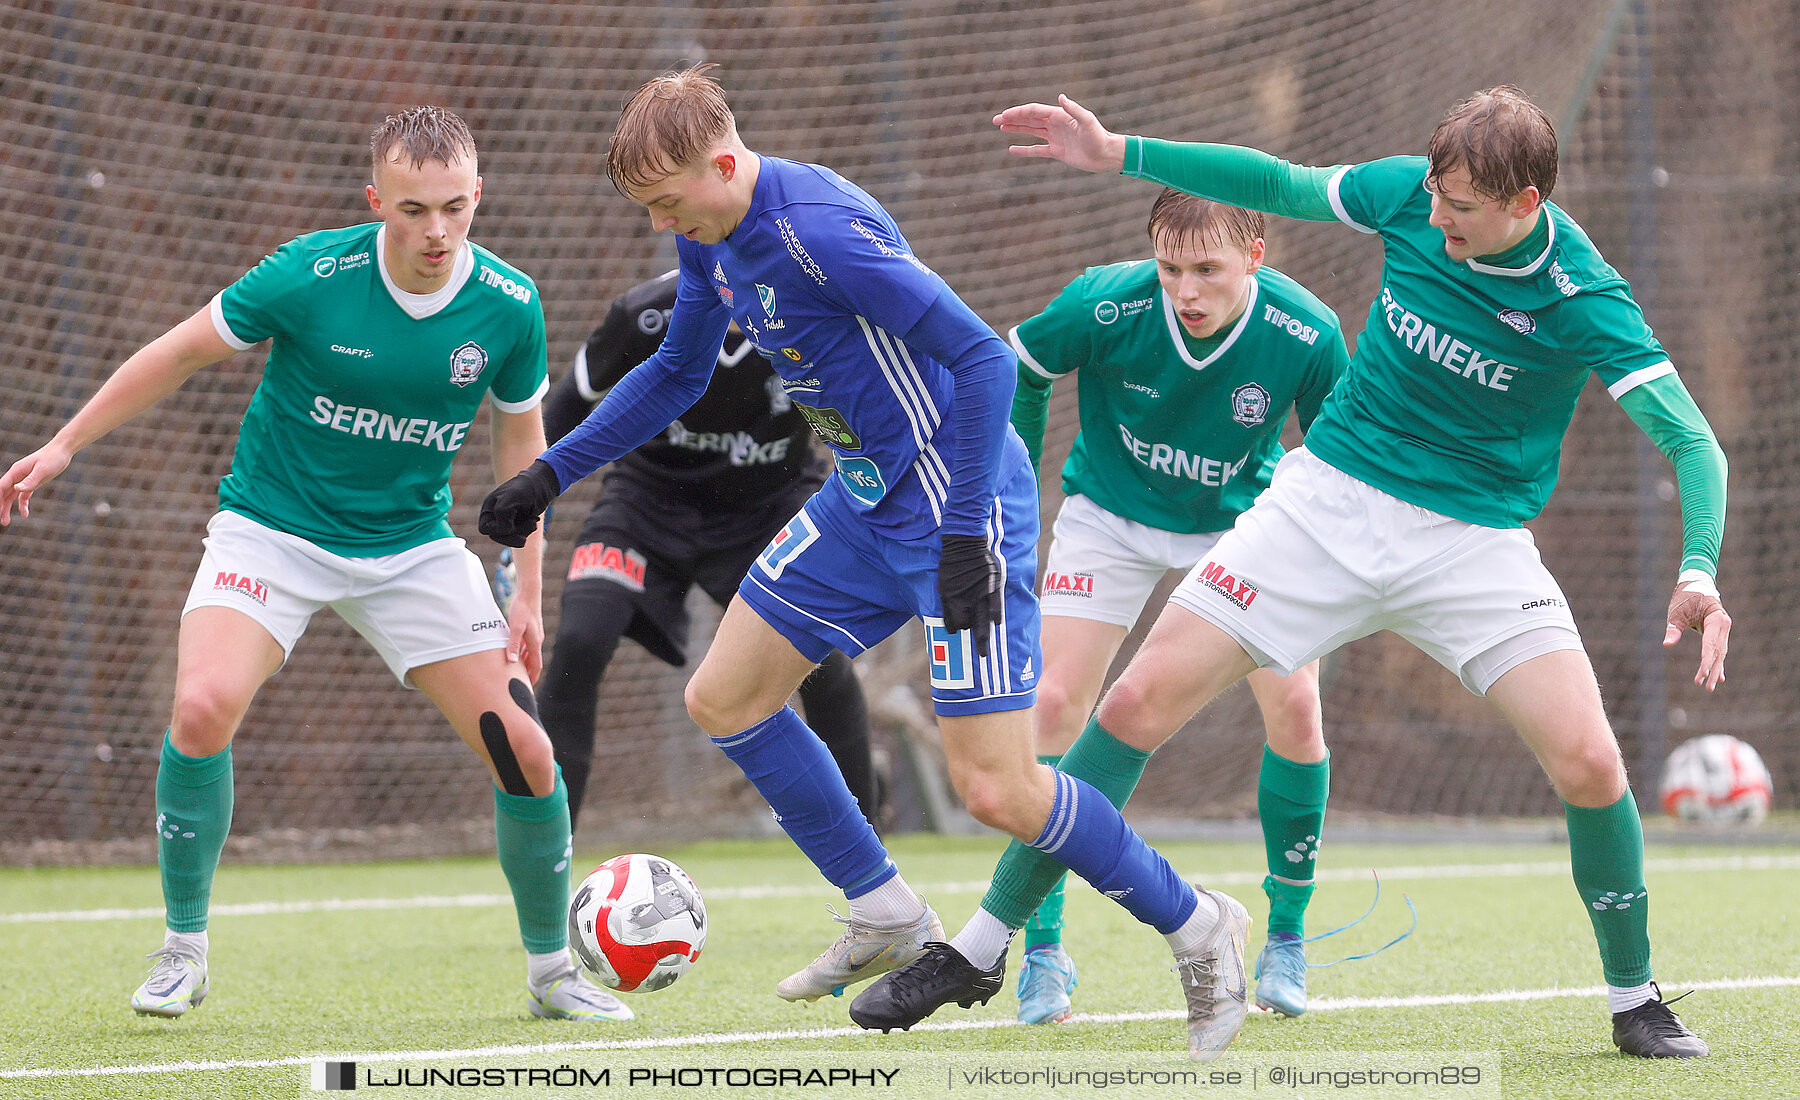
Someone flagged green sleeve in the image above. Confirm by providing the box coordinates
[1295,328,1350,435]
[1010,361,1055,473]
[1617,373,1728,576]
[1123,137,1342,222]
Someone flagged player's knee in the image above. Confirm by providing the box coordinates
[168,683,243,756]
[480,681,557,796]
[683,672,738,737]
[1548,738,1626,805]
[1261,688,1324,756]
[1031,675,1089,750]
[1092,674,1173,752]
[958,774,1022,834]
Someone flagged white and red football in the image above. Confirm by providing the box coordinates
[568,853,706,992]
[1659,734,1774,826]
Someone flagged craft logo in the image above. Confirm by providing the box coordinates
[448,341,487,387]
[1497,308,1536,335]
[1231,382,1271,427]
[567,542,647,591]
[925,617,975,690]
[1198,560,1258,609]
[212,571,269,605]
[1093,300,1120,324]
[1043,571,1094,597]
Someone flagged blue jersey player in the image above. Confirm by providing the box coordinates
[480,67,1256,1059]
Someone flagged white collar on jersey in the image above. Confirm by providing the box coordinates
[375,225,475,319]
[1160,271,1260,371]
[1462,209,1556,277]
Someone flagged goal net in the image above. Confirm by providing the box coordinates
[2,0,1791,858]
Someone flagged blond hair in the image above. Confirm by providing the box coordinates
[1148,188,1265,254]
[607,64,737,196]
[369,106,476,174]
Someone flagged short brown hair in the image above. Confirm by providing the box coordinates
[369,106,476,174]
[1147,188,1265,254]
[607,64,737,196]
[1426,86,1557,203]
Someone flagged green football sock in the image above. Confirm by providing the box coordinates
[156,729,234,934]
[1259,745,1329,938]
[1023,754,1066,951]
[495,769,573,955]
[1566,791,1653,986]
[983,718,1152,929]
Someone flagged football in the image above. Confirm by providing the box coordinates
[568,853,707,992]
[1659,734,1774,825]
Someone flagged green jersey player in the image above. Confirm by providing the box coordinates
[986,86,1728,1058]
[0,108,628,1025]
[1003,188,1346,1025]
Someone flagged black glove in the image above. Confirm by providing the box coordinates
[479,459,561,548]
[937,532,1002,658]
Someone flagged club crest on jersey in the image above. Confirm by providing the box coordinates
[1230,382,1271,427]
[1497,308,1536,335]
[924,618,976,690]
[757,283,777,316]
[448,341,488,387]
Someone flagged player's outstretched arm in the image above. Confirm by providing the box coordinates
[1664,577,1730,692]
[993,94,1127,174]
[491,405,549,682]
[0,307,234,526]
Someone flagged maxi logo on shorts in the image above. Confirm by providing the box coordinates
[212,571,270,605]
[1043,571,1094,598]
[924,617,975,690]
[1197,560,1258,610]
[567,542,647,591]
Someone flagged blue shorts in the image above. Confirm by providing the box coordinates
[738,468,1042,717]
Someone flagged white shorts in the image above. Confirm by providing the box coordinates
[1166,449,1584,696]
[1040,493,1225,628]
[182,510,509,686]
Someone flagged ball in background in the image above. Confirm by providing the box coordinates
[568,853,706,992]
[1659,734,1774,825]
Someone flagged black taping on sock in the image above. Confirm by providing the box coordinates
[480,711,534,796]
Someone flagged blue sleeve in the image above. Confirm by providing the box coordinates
[540,257,727,489]
[904,288,1016,538]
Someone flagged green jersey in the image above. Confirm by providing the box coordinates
[1310,156,1672,527]
[211,223,548,555]
[1011,260,1346,534]
[1123,138,1725,573]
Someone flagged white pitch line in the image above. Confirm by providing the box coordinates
[3,973,1794,1081]
[7,853,1799,925]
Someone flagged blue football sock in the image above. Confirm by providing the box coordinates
[713,706,896,897]
[1031,769,1195,933]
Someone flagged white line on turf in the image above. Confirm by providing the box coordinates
[6,853,1799,924]
[2,973,1794,1080]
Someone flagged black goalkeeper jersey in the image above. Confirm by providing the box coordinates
[544,271,828,512]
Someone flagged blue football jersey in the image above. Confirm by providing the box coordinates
[553,156,1021,540]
